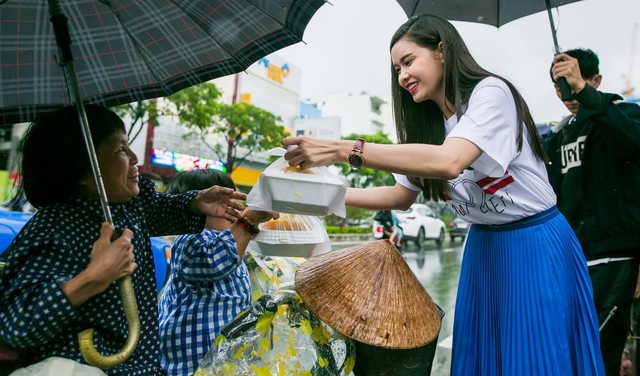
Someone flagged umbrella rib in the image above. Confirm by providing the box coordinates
[409,1,418,19]
[98,1,171,95]
[166,0,245,73]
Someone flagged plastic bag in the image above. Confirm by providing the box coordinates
[244,251,306,301]
[246,149,346,218]
[10,357,107,376]
[250,213,332,258]
[194,291,356,376]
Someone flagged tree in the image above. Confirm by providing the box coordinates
[112,100,162,144]
[337,131,396,188]
[165,82,288,173]
[330,131,396,227]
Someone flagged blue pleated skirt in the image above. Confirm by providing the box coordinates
[450,206,605,375]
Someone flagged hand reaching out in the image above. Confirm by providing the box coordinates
[190,186,248,222]
[282,136,345,170]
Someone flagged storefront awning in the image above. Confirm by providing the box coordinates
[231,166,262,187]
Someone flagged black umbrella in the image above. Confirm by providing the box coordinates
[396,0,582,100]
[0,0,325,368]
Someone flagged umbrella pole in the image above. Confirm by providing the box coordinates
[48,0,140,368]
[545,0,573,100]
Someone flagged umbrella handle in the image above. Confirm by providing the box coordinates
[78,277,140,369]
[557,77,573,101]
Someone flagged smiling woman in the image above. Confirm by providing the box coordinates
[0,105,247,374]
[281,13,605,376]
[79,130,141,204]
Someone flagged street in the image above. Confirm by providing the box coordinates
[401,239,465,376]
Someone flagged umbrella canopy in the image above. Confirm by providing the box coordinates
[0,0,325,368]
[0,0,326,125]
[397,0,582,27]
[396,0,580,100]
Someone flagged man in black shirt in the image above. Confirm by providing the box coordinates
[545,48,640,376]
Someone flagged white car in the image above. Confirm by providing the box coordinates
[373,203,446,248]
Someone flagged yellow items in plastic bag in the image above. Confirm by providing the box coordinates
[194,291,355,376]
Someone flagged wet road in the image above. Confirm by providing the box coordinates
[401,239,465,376]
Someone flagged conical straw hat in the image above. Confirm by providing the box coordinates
[295,240,441,349]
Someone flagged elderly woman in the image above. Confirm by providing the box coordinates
[0,105,247,375]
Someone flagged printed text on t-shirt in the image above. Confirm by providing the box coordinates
[561,135,587,174]
[446,174,515,217]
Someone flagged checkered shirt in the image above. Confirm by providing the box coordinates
[0,178,204,375]
[158,229,250,376]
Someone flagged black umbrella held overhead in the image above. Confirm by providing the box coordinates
[0,0,326,369]
[397,0,582,100]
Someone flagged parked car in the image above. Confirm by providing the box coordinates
[373,203,446,248]
[0,210,171,293]
[449,217,470,242]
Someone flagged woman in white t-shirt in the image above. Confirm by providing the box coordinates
[282,14,604,376]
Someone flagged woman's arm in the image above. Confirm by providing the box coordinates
[282,137,481,180]
[138,178,245,237]
[346,184,419,210]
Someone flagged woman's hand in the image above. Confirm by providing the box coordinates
[87,223,137,286]
[62,222,137,306]
[190,186,247,222]
[282,137,347,170]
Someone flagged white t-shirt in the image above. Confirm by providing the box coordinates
[395,77,556,225]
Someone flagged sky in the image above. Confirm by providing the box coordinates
[277,0,640,123]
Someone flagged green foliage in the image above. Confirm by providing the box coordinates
[337,131,396,188]
[164,82,288,172]
[166,83,222,129]
[325,226,371,234]
[112,100,161,144]
[323,207,375,228]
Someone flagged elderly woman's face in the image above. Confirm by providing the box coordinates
[81,130,140,203]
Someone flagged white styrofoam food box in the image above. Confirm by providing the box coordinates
[262,170,346,216]
[250,228,331,258]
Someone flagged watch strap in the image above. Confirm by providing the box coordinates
[353,138,365,152]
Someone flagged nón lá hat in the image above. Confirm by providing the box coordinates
[295,240,442,349]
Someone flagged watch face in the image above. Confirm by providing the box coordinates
[348,153,364,167]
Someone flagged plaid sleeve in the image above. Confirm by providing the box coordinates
[175,229,242,283]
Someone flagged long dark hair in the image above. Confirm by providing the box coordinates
[390,14,545,201]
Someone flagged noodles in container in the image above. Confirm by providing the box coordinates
[246,149,347,217]
[250,213,331,258]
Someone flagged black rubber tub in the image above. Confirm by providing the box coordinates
[353,306,444,376]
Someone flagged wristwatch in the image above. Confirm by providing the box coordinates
[348,138,366,168]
